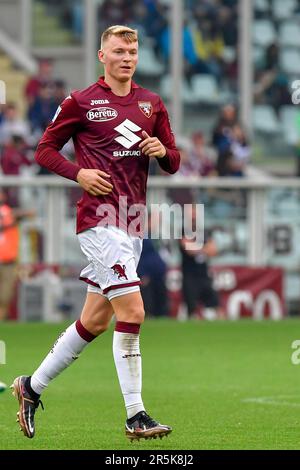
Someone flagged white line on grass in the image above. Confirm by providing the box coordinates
[242,395,300,408]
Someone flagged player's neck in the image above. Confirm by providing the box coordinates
[104,75,131,97]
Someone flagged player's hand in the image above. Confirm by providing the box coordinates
[76,169,113,196]
[139,131,166,158]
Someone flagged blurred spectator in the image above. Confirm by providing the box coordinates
[213,104,251,176]
[1,136,32,176]
[177,137,196,177]
[131,0,167,52]
[127,2,151,42]
[24,59,55,106]
[0,103,30,146]
[172,138,196,205]
[0,189,34,320]
[138,210,169,316]
[0,105,4,126]
[28,83,58,133]
[179,205,221,320]
[212,103,238,152]
[216,124,250,177]
[190,131,216,176]
[54,80,67,106]
[138,238,168,317]
[98,0,131,33]
[65,0,84,41]
[191,19,224,83]
[229,125,251,174]
[264,43,279,71]
[216,148,236,176]
[159,17,221,80]
[218,2,238,47]
[254,43,290,111]
[256,72,290,112]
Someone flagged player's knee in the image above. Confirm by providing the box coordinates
[126,306,145,325]
[82,318,110,336]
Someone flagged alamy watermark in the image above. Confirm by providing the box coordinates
[0,340,6,365]
[291,80,300,105]
[291,340,300,365]
[95,197,205,250]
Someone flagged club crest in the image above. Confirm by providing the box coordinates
[138,101,153,118]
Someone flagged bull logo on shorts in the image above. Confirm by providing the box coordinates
[111,264,128,280]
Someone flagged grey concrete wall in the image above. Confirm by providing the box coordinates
[55,55,86,91]
[0,0,22,42]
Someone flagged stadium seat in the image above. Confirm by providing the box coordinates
[280,48,300,75]
[255,0,269,13]
[253,105,281,134]
[253,20,276,47]
[136,45,164,77]
[190,74,220,105]
[160,75,196,104]
[222,46,236,63]
[279,21,300,47]
[272,0,297,20]
[279,105,300,145]
[253,44,265,67]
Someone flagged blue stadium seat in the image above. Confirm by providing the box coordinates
[253,105,281,134]
[280,48,300,75]
[279,21,300,47]
[190,74,220,105]
[253,20,276,47]
[254,0,270,13]
[272,0,297,20]
[279,105,299,145]
[255,0,270,13]
[160,75,196,105]
[136,45,164,77]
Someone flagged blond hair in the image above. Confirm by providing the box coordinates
[100,25,138,49]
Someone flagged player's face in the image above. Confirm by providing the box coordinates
[99,36,138,83]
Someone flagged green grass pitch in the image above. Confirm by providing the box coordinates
[1,319,300,450]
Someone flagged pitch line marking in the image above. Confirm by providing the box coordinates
[242,395,300,408]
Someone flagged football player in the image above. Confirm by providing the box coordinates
[12,25,180,441]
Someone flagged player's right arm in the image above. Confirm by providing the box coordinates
[35,95,113,196]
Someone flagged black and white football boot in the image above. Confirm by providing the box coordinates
[125,411,172,441]
[11,375,44,438]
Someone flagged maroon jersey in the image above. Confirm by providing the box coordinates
[35,77,180,233]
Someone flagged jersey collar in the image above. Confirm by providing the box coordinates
[97,76,139,90]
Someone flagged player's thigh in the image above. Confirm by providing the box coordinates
[80,292,114,335]
[110,291,145,324]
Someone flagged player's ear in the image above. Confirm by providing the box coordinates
[98,50,105,64]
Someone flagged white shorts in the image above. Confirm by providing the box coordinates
[78,225,143,301]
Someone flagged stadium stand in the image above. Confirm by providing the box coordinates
[0,0,300,321]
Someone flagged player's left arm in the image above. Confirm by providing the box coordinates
[139,99,180,174]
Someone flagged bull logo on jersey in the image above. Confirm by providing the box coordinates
[138,101,153,118]
[111,264,128,280]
